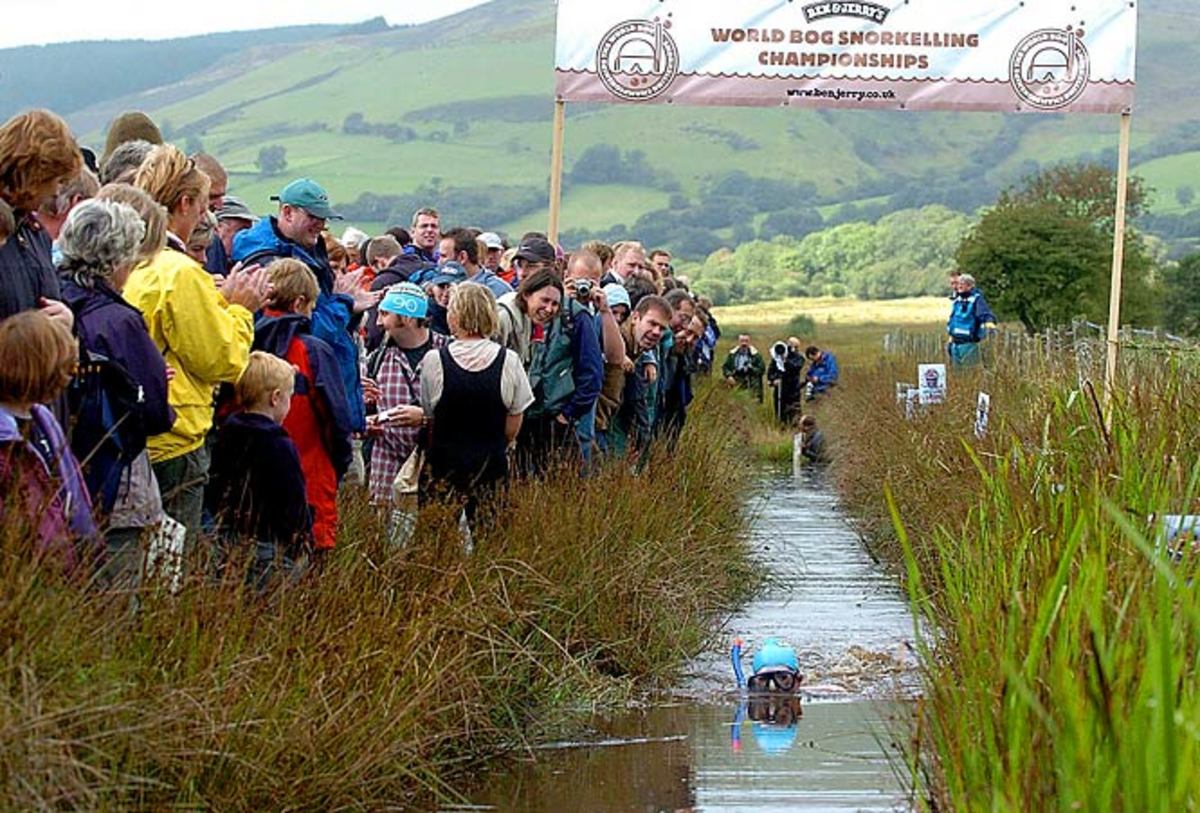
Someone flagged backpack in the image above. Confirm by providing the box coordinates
[526,302,581,420]
[67,346,148,512]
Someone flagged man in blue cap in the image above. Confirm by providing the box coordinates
[425,261,467,336]
[233,178,381,433]
[363,282,448,507]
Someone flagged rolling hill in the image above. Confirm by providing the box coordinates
[6,0,1199,257]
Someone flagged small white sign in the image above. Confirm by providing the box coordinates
[975,392,991,439]
[895,382,914,405]
[905,389,921,420]
[918,364,947,405]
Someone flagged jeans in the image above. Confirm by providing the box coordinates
[949,341,981,366]
[152,445,209,553]
[574,403,597,472]
[98,526,145,590]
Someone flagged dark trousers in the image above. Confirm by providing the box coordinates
[152,445,209,552]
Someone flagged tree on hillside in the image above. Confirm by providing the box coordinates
[1178,185,1196,208]
[1161,253,1200,336]
[256,145,288,176]
[957,166,1159,333]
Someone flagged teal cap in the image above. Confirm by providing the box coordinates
[270,178,342,220]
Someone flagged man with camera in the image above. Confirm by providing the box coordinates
[556,251,617,466]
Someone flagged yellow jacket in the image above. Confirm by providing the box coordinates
[123,249,253,463]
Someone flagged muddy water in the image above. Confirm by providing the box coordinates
[456,466,918,812]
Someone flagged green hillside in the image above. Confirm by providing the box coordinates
[37,0,1200,256]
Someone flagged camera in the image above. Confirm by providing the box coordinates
[574,279,594,300]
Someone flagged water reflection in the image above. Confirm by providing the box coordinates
[460,467,916,811]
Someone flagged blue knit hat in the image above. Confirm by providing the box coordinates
[380,282,428,318]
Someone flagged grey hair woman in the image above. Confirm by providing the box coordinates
[57,198,145,292]
[57,197,176,589]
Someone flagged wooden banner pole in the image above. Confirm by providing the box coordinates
[547,99,566,244]
[1103,110,1133,432]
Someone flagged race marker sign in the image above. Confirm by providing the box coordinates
[554,0,1137,113]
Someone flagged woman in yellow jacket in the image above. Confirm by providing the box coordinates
[123,145,268,545]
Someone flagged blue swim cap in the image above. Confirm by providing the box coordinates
[752,722,798,755]
[752,638,799,675]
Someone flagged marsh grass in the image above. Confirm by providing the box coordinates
[0,386,757,809]
[825,347,1200,809]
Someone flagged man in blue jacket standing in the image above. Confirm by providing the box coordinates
[804,345,839,399]
[232,178,380,432]
[946,272,998,366]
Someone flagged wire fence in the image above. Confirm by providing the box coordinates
[883,319,1200,389]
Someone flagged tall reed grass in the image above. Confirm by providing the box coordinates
[823,347,1200,809]
[0,386,757,809]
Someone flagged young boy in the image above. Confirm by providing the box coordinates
[206,351,312,589]
[254,259,353,556]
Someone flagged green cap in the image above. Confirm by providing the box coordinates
[270,178,342,220]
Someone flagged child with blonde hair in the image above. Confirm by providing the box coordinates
[205,351,312,589]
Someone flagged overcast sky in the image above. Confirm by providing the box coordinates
[0,0,493,49]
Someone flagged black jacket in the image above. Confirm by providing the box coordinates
[0,213,59,320]
[205,412,313,556]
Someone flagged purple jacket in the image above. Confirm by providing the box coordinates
[0,404,101,571]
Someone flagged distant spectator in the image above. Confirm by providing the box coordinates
[409,207,441,265]
[207,195,257,276]
[582,240,614,273]
[478,231,505,273]
[946,273,997,367]
[386,225,412,247]
[440,227,512,298]
[37,166,99,242]
[96,183,169,263]
[723,334,765,402]
[100,111,162,166]
[804,345,839,398]
[191,153,227,212]
[649,249,672,280]
[100,139,154,185]
[602,241,649,287]
[799,415,828,463]
[186,210,218,265]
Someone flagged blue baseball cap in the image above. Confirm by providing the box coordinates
[270,178,342,220]
[430,261,468,286]
[379,282,428,319]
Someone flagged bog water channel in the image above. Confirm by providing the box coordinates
[452,466,919,812]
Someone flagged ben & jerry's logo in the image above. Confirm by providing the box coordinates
[596,17,680,102]
[1009,24,1091,110]
[802,2,890,24]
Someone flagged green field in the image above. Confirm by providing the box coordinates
[58,0,1200,251]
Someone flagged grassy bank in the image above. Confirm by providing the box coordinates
[0,387,757,809]
[820,343,1200,808]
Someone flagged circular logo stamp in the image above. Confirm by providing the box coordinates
[595,19,680,102]
[1010,28,1091,110]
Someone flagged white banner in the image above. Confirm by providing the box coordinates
[555,0,1137,113]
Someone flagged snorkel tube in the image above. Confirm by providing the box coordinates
[731,638,746,690]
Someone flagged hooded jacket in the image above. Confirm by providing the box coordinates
[254,310,353,550]
[233,217,366,431]
[61,277,176,508]
[0,404,101,572]
[123,248,253,463]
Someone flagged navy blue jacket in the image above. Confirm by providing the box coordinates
[205,411,313,556]
[61,277,176,509]
[0,213,59,320]
[205,236,230,276]
[807,352,839,394]
[232,217,366,431]
[563,307,605,422]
